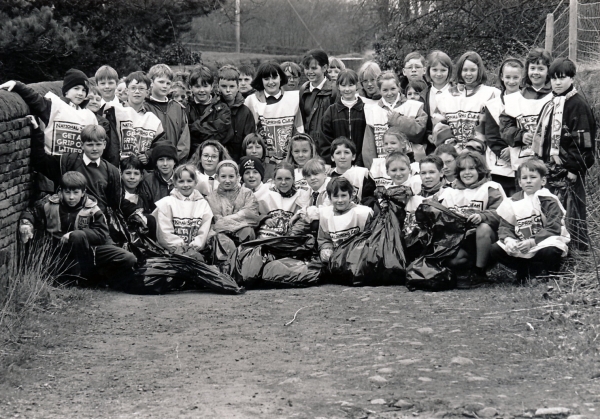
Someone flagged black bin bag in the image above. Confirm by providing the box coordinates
[328,186,411,286]
[406,201,468,291]
[114,220,244,295]
[261,258,321,288]
[131,253,245,295]
[229,235,316,288]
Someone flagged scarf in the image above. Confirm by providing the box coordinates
[532,87,578,160]
[420,179,446,198]
[271,184,297,198]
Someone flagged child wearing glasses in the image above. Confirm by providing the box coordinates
[281,61,303,91]
[188,140,232,196]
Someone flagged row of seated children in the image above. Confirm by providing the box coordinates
[2,46,594,287]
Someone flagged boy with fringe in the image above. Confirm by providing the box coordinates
[19,171,137,287]
[144,64,190,162]
[218,65,256,162]
[187,65,232,160]
[491,158,570,280]
[532,57,596,250]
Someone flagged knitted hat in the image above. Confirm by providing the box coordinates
[239,156,265,180]
[465,139,486,154]
[62,69,90,97]
[151,144,178,166]
[432,123,455,146]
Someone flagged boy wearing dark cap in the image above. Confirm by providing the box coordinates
[139,144,178,212]
[0,69,99,156]
[239,156,269,198]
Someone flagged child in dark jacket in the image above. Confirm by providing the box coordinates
[532,57,596,250]
[138,144,178,212]
[19,172,137,286]
[187,65,232,159]
[499,49,554,177]
[217,65,256,162]
[28,122,138,221]
[490,158,570,281]
[321,69,367,166]
[299,49,338,155]
[144,64,190,162]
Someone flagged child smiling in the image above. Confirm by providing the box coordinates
[153,164,214,253]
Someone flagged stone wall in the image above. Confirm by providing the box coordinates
[0,81,62,268]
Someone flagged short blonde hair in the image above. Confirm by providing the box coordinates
[173,164,198,182]
[148,64,174,81]
[95,65,118,82]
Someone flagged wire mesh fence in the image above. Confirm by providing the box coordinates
[547,0,600,65]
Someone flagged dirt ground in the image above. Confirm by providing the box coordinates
[1,283,600,419]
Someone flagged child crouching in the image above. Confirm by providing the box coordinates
[19,172,137,287]
[439,151,506,288]
[153,164,213,254]
[318,177,373,263]
[490,158,569,281]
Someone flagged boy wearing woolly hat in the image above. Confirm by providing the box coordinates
[239,156,270,198]
[0,68,98,156]
[138,144,178,212]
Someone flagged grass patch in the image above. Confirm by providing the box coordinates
[0,239,90,384]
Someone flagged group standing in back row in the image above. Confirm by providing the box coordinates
[1,46,596,289]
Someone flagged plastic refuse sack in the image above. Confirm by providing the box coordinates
[406,201,468,291]
[207,232,237,273]
[229,235,316,287]
[328,185,411,286]
[261,258,321,288]
[114,222,244,295]
[130,253,244,295]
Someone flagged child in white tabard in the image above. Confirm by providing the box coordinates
[318,177,373,263]
[490,158,569,281]
[286,133,328,192]
[329,137,376,208]
[153,164,213,254]
[439,151,506,288]
[482,58,525,197]
[435,51,500,152]
[256,162,310,238]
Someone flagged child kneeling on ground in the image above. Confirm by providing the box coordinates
[490,158,569,281]
[153,164,213,255]
[318,177,373,263]
[19,172,137,287]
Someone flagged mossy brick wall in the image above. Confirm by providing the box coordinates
[0,81,62,269]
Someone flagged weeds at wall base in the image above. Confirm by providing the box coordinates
[0,238,90,381]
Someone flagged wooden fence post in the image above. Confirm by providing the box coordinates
[545,13,554,52]
[569,0,578,62]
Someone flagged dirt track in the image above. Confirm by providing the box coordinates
[1,284,599,418]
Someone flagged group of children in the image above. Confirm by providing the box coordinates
[1,45,596,290]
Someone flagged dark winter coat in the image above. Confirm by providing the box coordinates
[299,79,337,156]
[186,95,232,159]
[320,97,367,166]
[225,92,256,162]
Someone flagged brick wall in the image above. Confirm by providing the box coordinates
[0,81,62,269]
